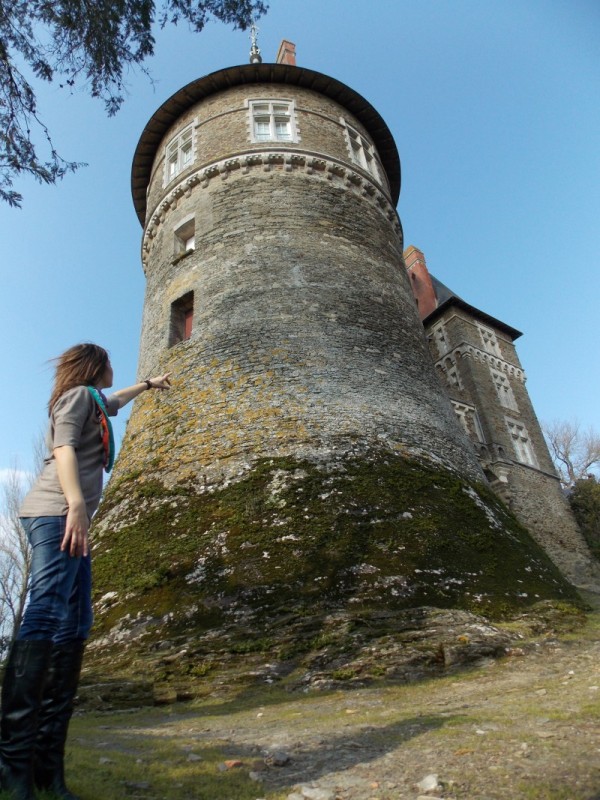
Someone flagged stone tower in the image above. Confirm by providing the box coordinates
[405,245,598,588]
[88,46,580,688]
[127,59,483,484]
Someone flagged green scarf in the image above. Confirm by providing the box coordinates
[87,387,115,473]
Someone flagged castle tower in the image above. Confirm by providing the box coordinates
[405,246,597,588]
[88,48,580,688]
[126,61,483,484]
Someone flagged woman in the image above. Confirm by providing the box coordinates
[0,343,171,800]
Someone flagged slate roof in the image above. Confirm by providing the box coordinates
[426,275,522,340]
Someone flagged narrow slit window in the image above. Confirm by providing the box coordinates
[169,292,194,346]
[174,218,195,256]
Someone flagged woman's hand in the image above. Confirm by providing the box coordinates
[147,373,172,390]
[112,373,173,408]
[62,500,89,557]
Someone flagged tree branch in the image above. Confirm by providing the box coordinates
[0,0,268,205]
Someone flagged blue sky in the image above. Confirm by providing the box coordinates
[1,0,599,474]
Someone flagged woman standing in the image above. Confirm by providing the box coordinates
[0,343,171,800]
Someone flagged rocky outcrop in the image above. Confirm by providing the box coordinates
[86,451,583,696]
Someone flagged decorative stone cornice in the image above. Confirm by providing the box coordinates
[435,345,526,383]
[142,150,401,266]
[131,63,401,222]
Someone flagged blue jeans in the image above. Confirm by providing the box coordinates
[17,516,93,644]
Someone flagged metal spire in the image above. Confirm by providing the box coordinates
[249,21,262,64]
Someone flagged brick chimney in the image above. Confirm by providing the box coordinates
[276,40,297,66]
[404,245,438,320]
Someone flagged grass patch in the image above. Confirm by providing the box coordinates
[51,711,290,800]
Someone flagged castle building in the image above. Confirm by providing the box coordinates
[404,245,595,586]
[125,36,593,587]
[88,40,595,685]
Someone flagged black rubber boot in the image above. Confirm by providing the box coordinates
[0,638,53,800]
[33,640,85,800]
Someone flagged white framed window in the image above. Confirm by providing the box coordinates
[165,124,195,184]
[431,322,450,356]
[249,100,298,143]
[451,402,485,443]
[506,418,537,467]
[478,325,502,356]
[490,368,518,411]
[343,122,380,179]
[174,217,195,256]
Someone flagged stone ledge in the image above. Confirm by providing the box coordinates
[142,150,401,266]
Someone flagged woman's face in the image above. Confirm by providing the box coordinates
[98,358,114,389]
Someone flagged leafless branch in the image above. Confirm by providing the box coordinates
[543,419,600,489]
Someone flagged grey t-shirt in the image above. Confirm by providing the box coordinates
[20,386,119,519]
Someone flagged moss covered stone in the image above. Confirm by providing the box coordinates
[87,451,581,690]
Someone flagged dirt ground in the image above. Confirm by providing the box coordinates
[70,607,600,800]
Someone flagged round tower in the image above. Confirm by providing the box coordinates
[88,58,579,690]
[124,62,484,484]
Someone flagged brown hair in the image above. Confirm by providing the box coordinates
[48,343,109,414]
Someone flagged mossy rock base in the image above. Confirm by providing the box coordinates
[87,452,582,696]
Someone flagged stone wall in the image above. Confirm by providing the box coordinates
[506,464,596,585]
[121,162,483,490]
[114,77,486,490]
[426,306,599,588]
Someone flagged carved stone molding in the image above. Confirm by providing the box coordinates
[436,346,525,383]
[142,151,400,264]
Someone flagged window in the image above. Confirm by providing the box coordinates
[447,366,462,389]
[343,122,379,179]
[490,368,518,411]
[169,292,194,346]
[174,217,195,256]
[452,402,485,443]
[431,322,450,356]
[249,100,297,143]
[506,419,537,467]
[165,124,194,184]
[443,357,462,389]
[479,325,502,356]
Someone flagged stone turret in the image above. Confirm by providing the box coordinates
[88,50,581,690]
[125,61,483,485]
